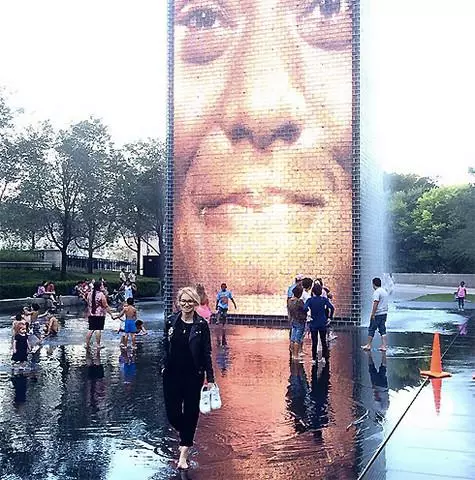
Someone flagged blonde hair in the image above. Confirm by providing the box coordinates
[176,286,200,307]
[13,320,26,335]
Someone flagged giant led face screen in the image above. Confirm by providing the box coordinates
[171,0,355,317]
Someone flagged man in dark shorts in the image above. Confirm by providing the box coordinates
[215,283,237,325]
[362,277,389,352]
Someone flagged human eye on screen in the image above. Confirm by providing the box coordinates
[298,0,352,50]
[175,1,233,64]
[180,7,222,30]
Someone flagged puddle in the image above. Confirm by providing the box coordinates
[0,305,471,479]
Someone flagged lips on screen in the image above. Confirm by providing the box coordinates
[172,0,355,316]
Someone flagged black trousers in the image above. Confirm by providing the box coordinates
[163,370,204,447]
[310,328,328,361]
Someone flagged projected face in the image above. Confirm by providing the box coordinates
[173,0,354,316]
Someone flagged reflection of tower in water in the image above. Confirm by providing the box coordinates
[202,329,357,478]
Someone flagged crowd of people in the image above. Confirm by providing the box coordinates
[83,278,147,351]
[287,275,337,366]
[72,271,137,307]
[162,276,394,473]
[12,271,146,371]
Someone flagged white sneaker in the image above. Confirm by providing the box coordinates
[199,386,211,414]
[210,384,222,410]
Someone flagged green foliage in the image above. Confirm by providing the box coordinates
[388,172,475,273]
[387,173,437,272]
[412,185,468,271]
[0,268,161,299]
[114,139,166,273]
[0,280,78,300]
[0,250,38,262]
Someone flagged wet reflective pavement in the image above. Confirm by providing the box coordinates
[0,303,473,480]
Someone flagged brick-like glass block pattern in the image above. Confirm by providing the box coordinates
[166,0,362,323]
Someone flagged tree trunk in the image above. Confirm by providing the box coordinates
[87,245,94,274]
[60,248,68,280]
[30,232,36,251]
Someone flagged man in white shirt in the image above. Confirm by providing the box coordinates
[128,270,137,283]
[119,268,127,284]
[362,277,389,352]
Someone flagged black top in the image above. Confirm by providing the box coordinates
[162,311,215,383]
[14,334,28,353]
[12,334,28,361]
[169,318,195,375]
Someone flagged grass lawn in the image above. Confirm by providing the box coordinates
[413,293,475,302]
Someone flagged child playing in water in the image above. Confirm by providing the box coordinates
[12,322,30,370]
[113,297,137,350]
[135,319,148,336]
[12,313,23,336]
[44,311,60,337]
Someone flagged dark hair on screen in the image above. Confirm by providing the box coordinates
[91,281,103,314]
[372,277,382,288]
[292,284,303,298]
[312,283,323,296]
[302,277,313,290]
[126,297,134,305]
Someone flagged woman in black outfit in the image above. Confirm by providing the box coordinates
[162,286,215,471]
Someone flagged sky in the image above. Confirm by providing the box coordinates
[0,0,474,184]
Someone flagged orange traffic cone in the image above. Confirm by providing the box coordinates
[420,333,451,378]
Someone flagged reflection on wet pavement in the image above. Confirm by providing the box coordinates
[0,302,472,479]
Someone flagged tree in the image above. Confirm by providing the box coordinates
[386,173,437,272]
[72,119,118,273]
[439,185,475,273]
[21,122,86,278]
[412,185,468,272]
[0,93,36,205]
[114,139,166,275]
[0,200,46,249]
